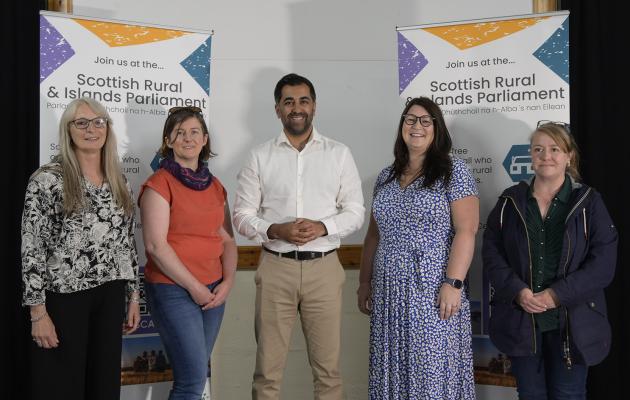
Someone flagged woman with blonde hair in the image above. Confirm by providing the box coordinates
[483,121,618,399]
[21,97,140,400]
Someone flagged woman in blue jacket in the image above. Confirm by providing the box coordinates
[483,121,617,400]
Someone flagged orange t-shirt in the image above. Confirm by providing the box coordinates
[139,169,226,285]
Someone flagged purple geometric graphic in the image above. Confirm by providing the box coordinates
[180,36,212,95]
[40,16,75,83]
[398,32,428,94]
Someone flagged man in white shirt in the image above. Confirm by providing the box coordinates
[234,73,365,400]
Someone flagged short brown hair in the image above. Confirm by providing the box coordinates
[159,108,215,161]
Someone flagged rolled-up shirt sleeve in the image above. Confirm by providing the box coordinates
[320,147,365,239]
[233,150,272,242]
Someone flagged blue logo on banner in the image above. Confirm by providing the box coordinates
[502,145,533,182]
[150,153,161,172]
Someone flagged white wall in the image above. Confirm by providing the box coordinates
[73,1,531,398]
[74,0,532,246]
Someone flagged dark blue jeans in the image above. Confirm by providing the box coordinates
[145,280,225,400]
[510,329,588,400]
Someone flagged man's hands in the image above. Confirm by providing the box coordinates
[267,219,327,245]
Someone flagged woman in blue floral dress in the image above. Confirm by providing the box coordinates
[358,97,478,399]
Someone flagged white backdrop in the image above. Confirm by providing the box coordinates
[72,0,532,247]
[63,1,534,398]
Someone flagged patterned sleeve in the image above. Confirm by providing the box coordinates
[21,170,59,305]
[372,165,392,199]
[446,157,478,203]
[125,181,140,295]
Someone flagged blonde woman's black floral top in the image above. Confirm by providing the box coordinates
[21,163,139,306]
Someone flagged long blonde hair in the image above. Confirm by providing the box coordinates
[58,97,133,216]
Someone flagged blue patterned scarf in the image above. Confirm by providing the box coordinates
[160,157,212,191]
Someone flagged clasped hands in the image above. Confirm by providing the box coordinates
[268,218,327,245]
[517,288,559,313]
[189,279,234,310]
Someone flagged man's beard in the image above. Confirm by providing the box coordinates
[283,113,312,136]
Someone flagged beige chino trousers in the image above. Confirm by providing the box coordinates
[252,250,345,400]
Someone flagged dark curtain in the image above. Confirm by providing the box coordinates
[2,1,42,399]
[2,1,627,399]
[560,1,628,399]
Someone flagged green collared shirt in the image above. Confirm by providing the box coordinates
[526,175,571,332]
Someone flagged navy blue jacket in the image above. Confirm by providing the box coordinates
[482,179,617,366]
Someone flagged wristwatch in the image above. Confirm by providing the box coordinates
[443,277,464,289]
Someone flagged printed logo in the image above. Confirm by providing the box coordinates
[129,265,158,335]
[502,144,533,182]
[150,153,161,172]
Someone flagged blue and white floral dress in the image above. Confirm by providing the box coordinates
[369,157,477,400]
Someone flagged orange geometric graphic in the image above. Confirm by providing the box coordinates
[423,17,548,50]
[74,19,189,47]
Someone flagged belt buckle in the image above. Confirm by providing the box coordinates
[294,251,298,261]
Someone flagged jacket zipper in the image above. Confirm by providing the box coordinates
[505,195,537,355]
[562,231,573,369]
[560,187,591,369]
[564,188,591,224]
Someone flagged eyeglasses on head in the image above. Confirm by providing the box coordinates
[537,120,570,133]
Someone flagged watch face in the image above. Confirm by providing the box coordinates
[446,278,463,289]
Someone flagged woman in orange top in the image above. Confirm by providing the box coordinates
[139,106,237,400]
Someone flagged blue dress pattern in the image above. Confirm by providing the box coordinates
[369,157,477,400]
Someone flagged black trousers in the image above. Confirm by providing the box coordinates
[29,280,126,400]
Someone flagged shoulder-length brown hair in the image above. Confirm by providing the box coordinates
[158,108,215,163]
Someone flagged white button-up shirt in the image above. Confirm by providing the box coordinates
[233,128,365,252]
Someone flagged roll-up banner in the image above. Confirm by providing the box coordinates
[397,12,569,390]
[39,11,213,398]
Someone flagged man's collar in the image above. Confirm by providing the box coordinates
[275,127,321,147]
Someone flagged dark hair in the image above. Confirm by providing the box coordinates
[384,96,453,189]
[274,73,316,104]
[159,108,215,162]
